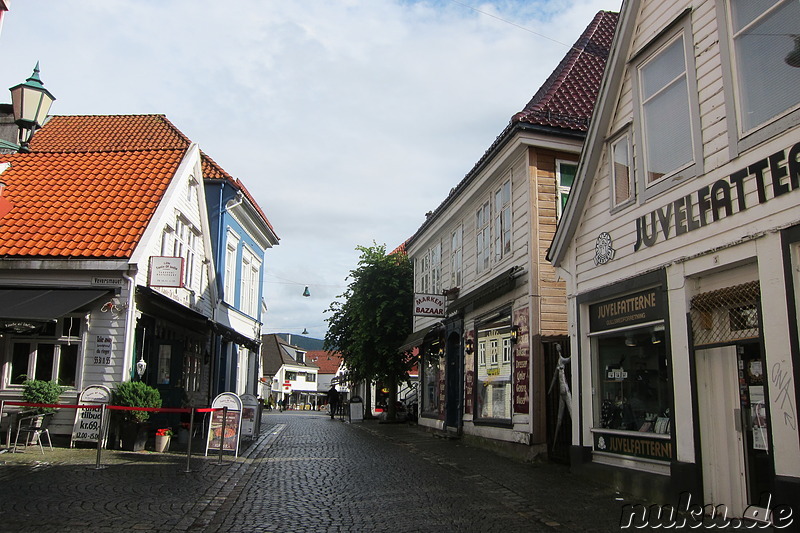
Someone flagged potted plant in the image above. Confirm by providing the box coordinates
[111,381,161,451]
[154,427,173,453]
[22,379,65,413]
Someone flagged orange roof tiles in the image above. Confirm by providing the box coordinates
[0,150,183,258]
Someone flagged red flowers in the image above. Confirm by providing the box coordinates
[155,428,173,437]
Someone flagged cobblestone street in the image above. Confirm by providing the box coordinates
[0,412,758,532]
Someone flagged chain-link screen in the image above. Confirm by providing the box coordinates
[690,280,760,347]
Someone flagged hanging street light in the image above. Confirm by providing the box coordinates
[9,62,56,153]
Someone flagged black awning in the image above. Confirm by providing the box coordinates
[136,286,210,334]
[0,289,110,321]
[213,322,260,352]
[398,323,441,353]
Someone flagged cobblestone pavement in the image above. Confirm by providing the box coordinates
[0,412,773,532]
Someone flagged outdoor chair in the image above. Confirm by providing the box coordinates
[13,412,53,454]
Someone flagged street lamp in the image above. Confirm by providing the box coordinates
[9,62,56,153]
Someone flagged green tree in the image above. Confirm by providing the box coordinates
[324,243,414,420]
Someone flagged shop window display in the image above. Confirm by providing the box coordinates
[595,326,670,433]
[475,324,512,421]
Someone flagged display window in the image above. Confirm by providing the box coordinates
[474,317,513,423]
[593,325,670,434]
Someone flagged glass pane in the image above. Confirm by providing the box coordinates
[730,0,785,32]
[643,77,693,182]
[612,138,631,203]
[559,163,577,188]
[158,344,171,385]
[34,344,55,381]
[641,37,685,100]
[732,1,800,131]
[58,344,78,387]
[11,343,31,384]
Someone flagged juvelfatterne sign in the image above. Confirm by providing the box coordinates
[589,287,663,332]
[414,293,445,317]
[634,142,800,251]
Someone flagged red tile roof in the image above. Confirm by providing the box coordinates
[31,114,276,235]
[512,11,619,132]
[0,149,183,258]
[306,350,343,374]
[30,115,191,152]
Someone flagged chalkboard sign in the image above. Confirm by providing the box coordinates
[71,385,111,447]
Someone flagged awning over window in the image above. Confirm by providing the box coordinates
[398,323,442,353]
[0,289,110,321]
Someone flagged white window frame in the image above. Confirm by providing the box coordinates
[476,200,491,273]
[430,242,441,295]
[4,315,86,389]
[631,20,703,200]
[555,161,577,219]
[450,225,463,289]
[174,217,199,290]
[718,0,800,154]
[493,180,512,261]
[609,131,634,210]
[240,244,261,317]
[224,230,240,304]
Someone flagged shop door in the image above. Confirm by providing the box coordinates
[696,343,772,519]
[445,333,462,429]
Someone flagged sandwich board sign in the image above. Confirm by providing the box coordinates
[71,385,111,447]
[239,393,260,440]
[205,392,242,457]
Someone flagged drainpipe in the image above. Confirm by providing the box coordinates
[122,268,138,382]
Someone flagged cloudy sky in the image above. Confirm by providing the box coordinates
[1,0,620,340]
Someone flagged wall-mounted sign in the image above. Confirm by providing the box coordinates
[589,287,663,332]
[148,256,184,288]
[414,293,445,317]
[91,277,124,287]
[594,232,616,265]
[593,431,673,461]
[93,335,113,366]
[634,142,800,252]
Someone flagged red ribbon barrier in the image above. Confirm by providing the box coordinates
[3,401,222,414]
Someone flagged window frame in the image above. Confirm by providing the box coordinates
[608,129,635,211]
[450,224,463,289]
[555,160,578,219]
[717,0,800,156]
[240,244,261,317]
[631,19,703,201]
[4,315,86,389]
[224,230,240,304]
[476,200,491,274]
[493,179,512,261]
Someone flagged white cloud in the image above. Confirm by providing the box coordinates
[1,0,621,339]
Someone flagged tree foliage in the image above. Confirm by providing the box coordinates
[324,243,414,390]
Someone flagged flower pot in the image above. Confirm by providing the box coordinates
[155,434,171,453]
[120,422,149,451]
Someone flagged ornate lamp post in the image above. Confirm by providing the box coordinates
[9,62,56,153]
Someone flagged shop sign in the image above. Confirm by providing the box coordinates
[414,293,445,317]
[634,142,800,252]
[71,384,111,447]
[589,287,662,332]
[91,277,124,287]
[513,308,530,415]
[593,431,673,461]
[239,393,260,439]
[148,256,184,288]
[93,335,113,366]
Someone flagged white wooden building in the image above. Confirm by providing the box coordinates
[548,0,799,521]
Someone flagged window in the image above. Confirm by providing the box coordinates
[416,243,441,294]
[450,225,462,289]
[285,371,297,381]
[306,372,316,383]
[594,326,670,434]
[476,201,491,273]
[727,0,800,134]
[224,231,239,304]
[494,180,512,260]
[556,162,577,218]
[637,34,694,185]
[6,316,84,388]
[174,218,199,289]
[157,345,171,385]
[240,245,261,317]
[610,134,633,207]
[421,355,441,417]
[474,323,513,422]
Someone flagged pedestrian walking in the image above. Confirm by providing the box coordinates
[327,385,340,419]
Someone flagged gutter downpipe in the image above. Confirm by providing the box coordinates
[122,268,138,382]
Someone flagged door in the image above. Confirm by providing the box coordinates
[445,332,462,429]
[696,343,772,519]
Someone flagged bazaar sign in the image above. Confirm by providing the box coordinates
[414,293,445,318]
